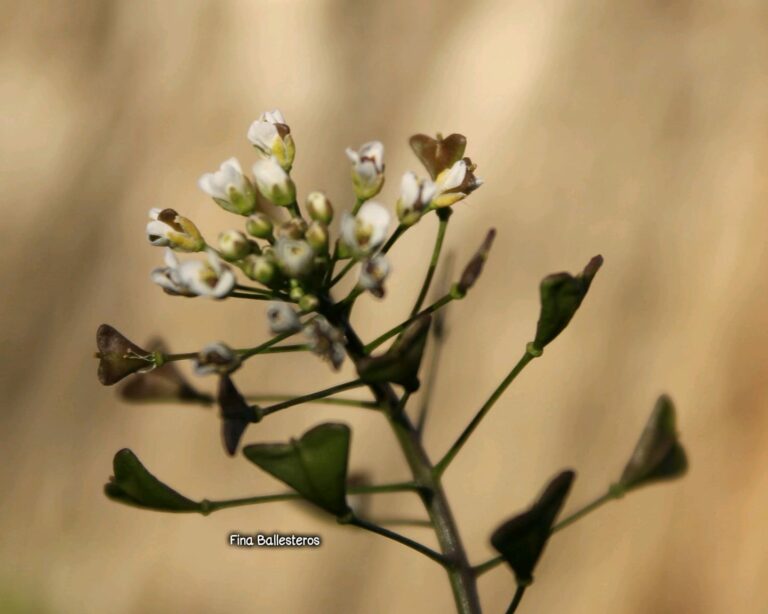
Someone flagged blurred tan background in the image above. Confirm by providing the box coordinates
[1,0,767,612]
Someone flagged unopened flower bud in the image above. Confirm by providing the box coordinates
[242,254,276,285]
[218,229,250,261]
[340,201,391,256]
[298,294,319,313]
[252,158,296,207]
[246,213,274,240]
[146,208,205,252]
[198,157,257,216]
[276,238,314,278]
[346,141,385,201]
[305,221,329,252]
[194,342,241,376]
[306,191,334,224]
[359,254,391,298]
[289,282,305,302]
[275,217,308,241]
[266,301,302,334]
[247,110,296,171]
[457,229,496,295]
[396,172,436,226]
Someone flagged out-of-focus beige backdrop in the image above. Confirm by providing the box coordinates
[1,1,767,612]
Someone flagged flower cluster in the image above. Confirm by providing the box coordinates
[141,113,484,372]
[97,113,687,614]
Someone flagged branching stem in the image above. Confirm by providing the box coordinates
[435,349,536,477]
[411,213,450,317]
[260,379,369,416]
[347,515,448,567]
[204,482,419,514]
[364,294,454,353]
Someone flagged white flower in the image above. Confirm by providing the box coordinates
[346,141,385,200]
[431,158,483,208]
[194,342,241,375]
[340,201,391,256]
[198,157,256,216]
[146,208,205,252]
[266,301,302,334]
[304,317,345,371]
[247,110,295,171]
[275,238,314,278]
[177,249,236,299]
[252,158,296,207]
[396,171,436,226]
[150,248,196,296]
[359,254,391,298]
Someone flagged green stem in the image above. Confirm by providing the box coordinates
[325,198,365,285]
[416,309,447,435]
[244,394,378,409]
[382,224,407,254]
[435,349,536,477]
[204,481,420,514]
[230,291,272,301]
[260,379,368,416]
[347,515,448,567]
[506,586,526,614]
[286,201,303,220]
[472,490,618,576]
[550,490,615,533]
[373,518,433,528]
[239,329,304,360]
[234,284,274,296]
[163,342,307,364]
[330,259,358,287]
[411,214,450,317]
[364,294,454,353]
[322,304,481,614]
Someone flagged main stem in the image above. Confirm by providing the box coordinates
[323,302,481,614]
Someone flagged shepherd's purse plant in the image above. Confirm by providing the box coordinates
[95,110,688,613]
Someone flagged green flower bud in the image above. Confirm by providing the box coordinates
[246,213,274,240]
[298,294,319,313]
[242,254,276,285]
[306,192,334,224]
[305,221,329,252]
[218,229,251,261]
